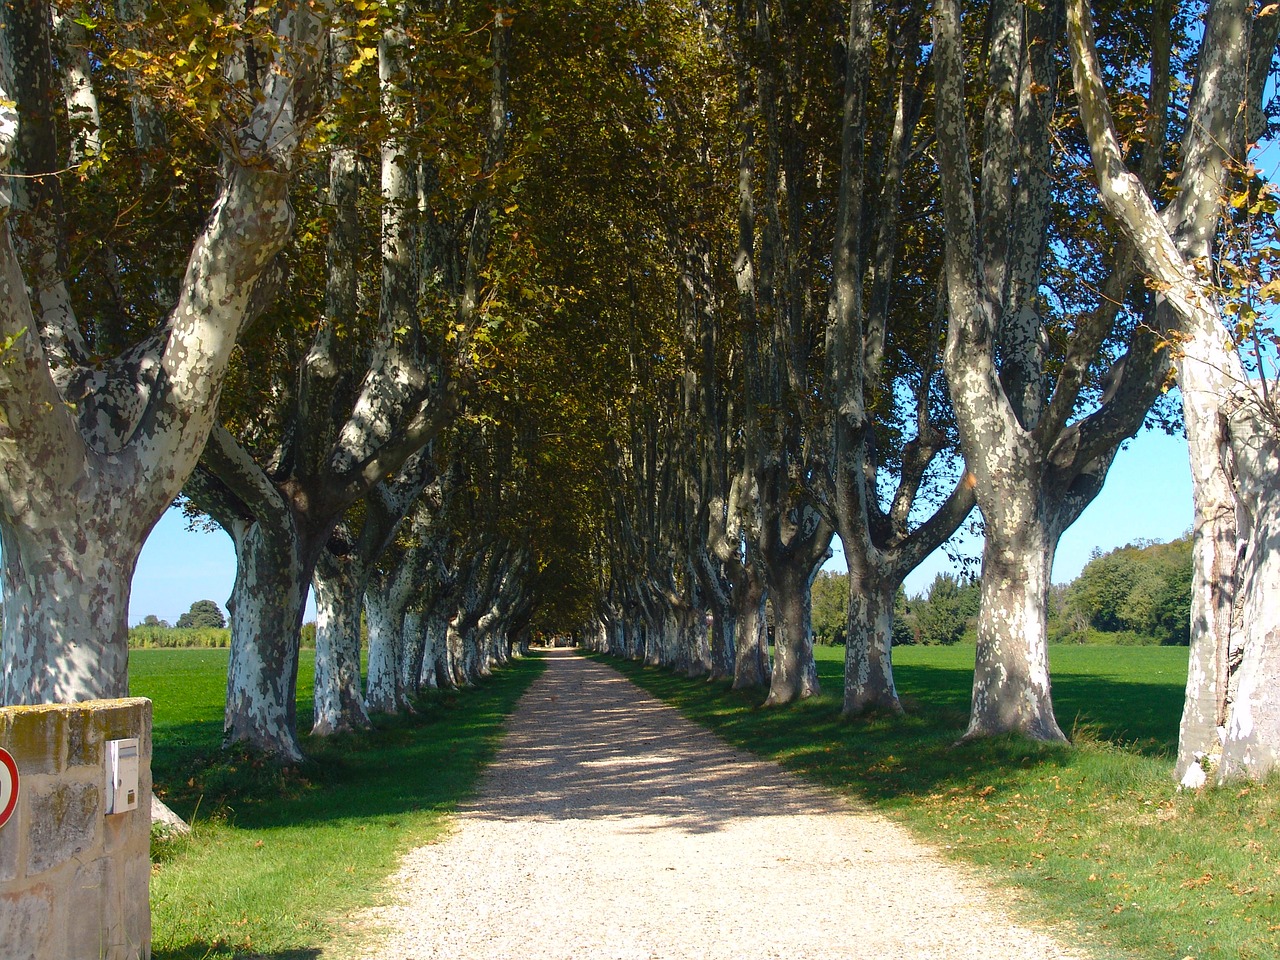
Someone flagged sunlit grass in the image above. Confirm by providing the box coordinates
[130,649,544,960]
[592,644,1279,960]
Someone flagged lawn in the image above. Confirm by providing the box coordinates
[131,643,1277,960]
[129,649,544,959]
[592,644,1279,960]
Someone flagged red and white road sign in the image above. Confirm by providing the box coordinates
[0,747,18,829]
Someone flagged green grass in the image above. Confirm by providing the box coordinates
[590,644,1279,960]
[129,649,544,959]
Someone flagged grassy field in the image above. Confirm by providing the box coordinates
[592,644,1279,960]
[129,649,544,959]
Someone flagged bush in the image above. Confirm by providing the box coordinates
[1049,627,1160,646]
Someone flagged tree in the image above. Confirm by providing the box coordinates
[932,0,1170,741]
[1068,0,1280,782]
[817,0,976,717]
[811,572,849,646]
[913,573,980,646]
[0,1,326,704]
[176,600,226,630]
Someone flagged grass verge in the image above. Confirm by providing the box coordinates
[589,645,1278,960]
[130,649,544,959]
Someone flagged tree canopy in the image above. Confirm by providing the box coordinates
[2,0,1279,782]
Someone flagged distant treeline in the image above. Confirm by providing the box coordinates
[812,534,1193,647]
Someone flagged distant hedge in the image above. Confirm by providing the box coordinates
[128,625,230,648]
[128,624,318,648]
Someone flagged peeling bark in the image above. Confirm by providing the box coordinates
[731,579,770,690]
[842,574,902,716]
[311,546,372,736]
[1069,0,1280,781]
[933,0,1165,741]
[223,514,308,762]
[0,2,325,706]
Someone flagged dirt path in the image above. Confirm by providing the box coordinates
[353,650,1093,960]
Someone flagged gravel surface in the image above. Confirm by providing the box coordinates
[352,649,1092,960]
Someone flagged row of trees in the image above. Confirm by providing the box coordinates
[0,0,1277,786]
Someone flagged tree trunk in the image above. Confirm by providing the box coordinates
[1,520,136,702]
[731,576,770,690]
[222,516,307,762]
[842,571,903,716]
[708,609,735,682]
[402,610,426,696]
[763,560,821,705]
[447,612,475,686]
[422,615,450,690]
[964,512,1065,741]
[311,549,372,736]
[474,605,499,678]
[1175,347,1280,783]
[365,584,412,715]
[1216,416,1280,782]
[642,597,664,667]
[615,617,635,659]
[680,604,710,678]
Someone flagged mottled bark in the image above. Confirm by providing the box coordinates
[762,543,827,706]
[365,574,413,714]
[1,521,135,702]
[759,489,832,706]
[1069,0,1280,782]
[430,616,455,691]
[402,610,427,693]
[842,573,901,716]
[311,548,372,736]
[965,514,1063,740]
[731,575,770,690]
[0,3,324,705]
[52,9,101,162]
[223,514,308,762]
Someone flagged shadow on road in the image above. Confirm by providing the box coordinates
[467,650,842,833]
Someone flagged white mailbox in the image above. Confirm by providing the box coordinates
[105,738,139,815]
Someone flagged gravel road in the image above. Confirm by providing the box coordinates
[352,649,1093,960]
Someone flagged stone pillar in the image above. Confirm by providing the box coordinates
[0,699,152,960]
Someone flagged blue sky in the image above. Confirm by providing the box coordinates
[827,426,1194,596]
[128,426,1194,624]
[1028,429,1193,577]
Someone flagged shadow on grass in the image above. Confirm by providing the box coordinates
[816,650,1183,755]
[892,662,1184,757]
[591,651,1184,812]
[147,657,545,832]
[153,944,322,960]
